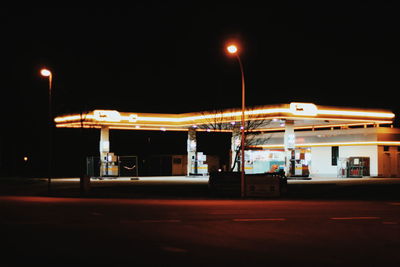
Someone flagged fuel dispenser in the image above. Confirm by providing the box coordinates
[337,157,370,178]
[289,149,310,177]
[100,152,119,177]
[347,157,370,178]
[189,152,208,175]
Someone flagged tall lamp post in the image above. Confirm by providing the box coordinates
[40,68,53,193]
[227,44,246,198]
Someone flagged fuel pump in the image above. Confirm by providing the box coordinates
[189,152,209,175]
[100,152,119,177]
[289,149,310,177]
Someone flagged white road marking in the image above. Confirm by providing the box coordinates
[209,211,242,215]
[120,219,181,224]
[233,218,286,222]
[161,246,188,253]
[330,217,380,220]
[140,219,181,223]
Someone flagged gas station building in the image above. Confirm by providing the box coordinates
[54,102,400,178]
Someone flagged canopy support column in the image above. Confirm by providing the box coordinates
[187,128,197,176]
[100,126,110,176]
[284,120,295,177]
[230,125,241,171]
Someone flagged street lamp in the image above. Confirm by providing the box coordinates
[226,43,246,198]
[40,68,53,193]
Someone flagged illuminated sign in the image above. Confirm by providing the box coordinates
[285,133,295,149]
[101,141,110,151]
[93,110,121,122]
[290,103,318,116]
[128,114,138,122]
[187,140,196,152]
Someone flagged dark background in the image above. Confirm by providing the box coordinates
[1,3,399,177]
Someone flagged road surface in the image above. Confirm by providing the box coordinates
[1,196,399,266]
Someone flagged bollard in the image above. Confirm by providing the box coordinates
[80,175,91,195]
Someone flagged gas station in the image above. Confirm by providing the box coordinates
[54,102,400,178]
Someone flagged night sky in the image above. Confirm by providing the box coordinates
[1,4,400,177]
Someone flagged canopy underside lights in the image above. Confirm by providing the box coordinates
[54,102,395,132]
[250,141,400,149]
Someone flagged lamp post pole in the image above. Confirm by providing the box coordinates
[237,54,246,198]
[227,44,246,198]
[40,68,53,193]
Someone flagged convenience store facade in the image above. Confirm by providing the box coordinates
[54,102,400,178]
[245,127,400,177]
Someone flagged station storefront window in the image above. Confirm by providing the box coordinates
[332,146,339,166]
[246,150,285,174]
[246,148,312,177]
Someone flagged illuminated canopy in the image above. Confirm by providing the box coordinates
[54,102,395,132]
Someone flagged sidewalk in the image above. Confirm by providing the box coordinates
[289,177,400,185]
[0,176,399,200]
[285,177,400,200]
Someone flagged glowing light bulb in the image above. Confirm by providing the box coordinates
[40,69,51,77]
[227,45,238,54]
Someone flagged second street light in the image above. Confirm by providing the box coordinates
[40,68,53,193]
[226,43,246,198]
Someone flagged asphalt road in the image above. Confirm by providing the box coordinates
[1,196,400,266]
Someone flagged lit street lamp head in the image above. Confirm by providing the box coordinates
[40,68,52,77]
[227,44,238,54]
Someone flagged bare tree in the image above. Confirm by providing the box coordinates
[197,107,272,171]
[196,108,238,132]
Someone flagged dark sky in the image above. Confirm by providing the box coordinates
[1,4,400,176]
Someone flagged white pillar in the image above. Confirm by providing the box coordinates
[187,128,197,176]
[100,126,110,158]
[231,125,241,171]
[284,120,295,177]
[100,126,110,176]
